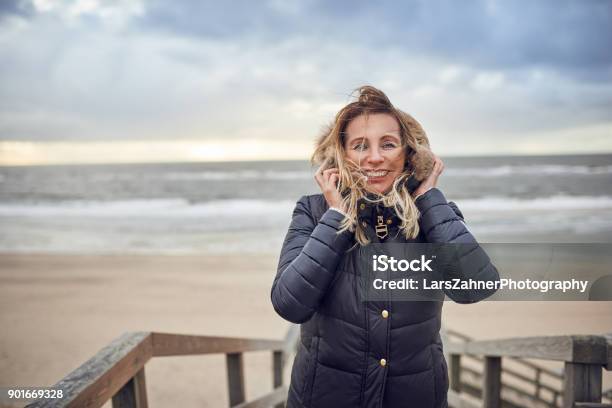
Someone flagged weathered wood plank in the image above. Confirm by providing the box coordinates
[273,351,283,388]
[604,333,612,371]
[151,333,283,356]
[450,354,462,392]
[534,367,542,399]
[226,353,245,407]
[27,332,152,408]
[564,362,602,408]
[233,386,288,408]
[272,351,283,408]
[483,356,501,408]
[132,369,148,408]
[446,335,608,364]
[111,368,148,408]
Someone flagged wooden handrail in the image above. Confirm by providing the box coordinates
[26,327,610,408]
[26,331,153,408]
[27,327,299,408]
[445,335,609,364]
[446,333,612,408]
[150,332,285,356]
[447,328,564,379]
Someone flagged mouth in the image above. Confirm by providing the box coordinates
[363,169,390,180]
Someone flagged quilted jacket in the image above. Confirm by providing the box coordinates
[271,188,499,408]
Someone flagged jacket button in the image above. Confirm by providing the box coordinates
[361,221,367,228]
[360,203,366,210]
[381,310,389,319]
[380,358,387,367]
[386,218,392,225]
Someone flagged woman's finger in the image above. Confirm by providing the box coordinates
[322,168,339,183]
[315,162,331,179]
[329,173,339,188]
[314,171,324,188]
[434,159,443,174]
[322,168,339,177]
[316,172,333,191]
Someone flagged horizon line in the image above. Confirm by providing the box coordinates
[1,150,611,168]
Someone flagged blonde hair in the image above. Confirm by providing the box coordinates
[312,85,435,245]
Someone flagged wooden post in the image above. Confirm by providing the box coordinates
[226,352,245,407]
[450,353,462,392]
[273,351,283,408]
[112,368,148,408]
[483,356,502,408]
[563,362,602,408]
[534,367,541,399]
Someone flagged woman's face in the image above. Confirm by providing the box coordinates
[344,113,406,195]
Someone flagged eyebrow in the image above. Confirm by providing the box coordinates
[347,132,401,144]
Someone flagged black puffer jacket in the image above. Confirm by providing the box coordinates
[271,188,499,408]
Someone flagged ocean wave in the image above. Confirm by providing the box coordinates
[445,165,612,177]
[1,195,612,217]
[42,165,612,183]
[458,195,612,212]
[0,198,296,217]
[91,170,312,181]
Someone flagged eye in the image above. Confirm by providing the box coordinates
[353,142,367,151]
[382,142,397,149]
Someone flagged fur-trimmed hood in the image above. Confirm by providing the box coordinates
[313,109,436,183]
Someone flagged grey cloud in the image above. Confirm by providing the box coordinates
[135,0,295,40]
[0,0,34,20]
[136,0,612,80]
[0,0,610,147]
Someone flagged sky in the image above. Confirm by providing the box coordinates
[0,0,611,165]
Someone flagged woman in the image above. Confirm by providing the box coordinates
[271,86,499,408]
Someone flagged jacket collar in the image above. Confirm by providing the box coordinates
[357,195,400,241]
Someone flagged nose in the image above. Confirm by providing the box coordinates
[367,147,384,165]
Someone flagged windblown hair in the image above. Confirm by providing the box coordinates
[311,85,435,245]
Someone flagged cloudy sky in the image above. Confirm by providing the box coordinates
[0,0,611,164]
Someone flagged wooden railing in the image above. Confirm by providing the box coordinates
[443,330,612,408]
[444,329,567,407]
[25,326,612,408]
[27,326,299,408]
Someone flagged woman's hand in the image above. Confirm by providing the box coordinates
[412,154,444,199]
[314,165,344,210]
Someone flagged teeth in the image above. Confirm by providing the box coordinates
[366,170,388,177]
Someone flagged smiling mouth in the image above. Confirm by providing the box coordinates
[364,170,389,179]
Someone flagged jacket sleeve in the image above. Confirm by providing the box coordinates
[271,196,354,323]
[416,188,499,304]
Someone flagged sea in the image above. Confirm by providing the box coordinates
[1,154,611,255]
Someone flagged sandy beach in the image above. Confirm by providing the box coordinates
[0,253,610,407]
